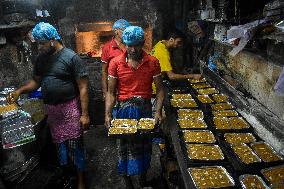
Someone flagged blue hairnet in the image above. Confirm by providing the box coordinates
[122,26,144,46]
[32,22,61,41]
[112,19,131,30]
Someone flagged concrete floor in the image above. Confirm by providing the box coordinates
[83,125,166,189]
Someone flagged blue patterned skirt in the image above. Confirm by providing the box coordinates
[113,97,152,176]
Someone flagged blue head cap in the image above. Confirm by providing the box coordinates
[32,22,61,41]
[122,26,144,46]
[112,19,131,30]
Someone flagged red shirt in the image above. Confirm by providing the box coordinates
[101,38,124,64]
[108,51,161,101]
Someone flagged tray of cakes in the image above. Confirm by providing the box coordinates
[188,166,235,189]
[191,83,211,89]
[197,88,219,95]
[250,141,283,163]
[171,98,198,108]
[188,78,207,84]
[182,130,216,144]
[211,94,229,103]
[197,95,214,104]
[261,164,284,187]
[239,174,269,189]
[178,119,208,129]
[177,109,204,119]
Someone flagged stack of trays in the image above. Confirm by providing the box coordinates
[169,80,284,188]
[188,166,235,189]
[0,103,18,116]
[109,119,138,135]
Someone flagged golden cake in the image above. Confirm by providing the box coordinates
[197,95,214,104]
[229,117,250,129]
[188,78,207,84]
[178,109,204,119]
[261,165,284,185]
[183,130,215,143]
[197,88,219,95]
[212,110,238,117]
[213,117,230,129]
[224,133,256,144]
[0,103,18,114]
[137,118,155,130]
[212,94,229,103]
[251,142,283,163]
[187,144,224,160]
[188,166,235,189]
[108,127,137,135]
[170,99,197,108]
[191,83,211,89]
[172,93,192,99]
[240,175,268,189]
[111,119,138,128]
[178,119,207,129]
[211,102,234,110]
[231,144,261,164]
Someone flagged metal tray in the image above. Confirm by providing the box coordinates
[186,144,225,161]
[224,133,257,144]
[212,110,238,117]
[211,102,234,111]
[188,166,235,189]
[178,118,208,129]
[171,93,192,99]
[239,174,269,189]
[197,87,219,95]
[197,95,214,104]
[191,83,211,89]
[188,78,207,84]
[261,164,284,186]
[177,109,204,119]
[250,141,283,163]
[183,130,216,143]
[230,143,262,165]
[170,98,198,108]
[137,118,155,130]
[211,93,229,103]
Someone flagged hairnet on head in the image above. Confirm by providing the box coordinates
[112,19,131,30]
[32,22,61,41]
[122,26,144,46]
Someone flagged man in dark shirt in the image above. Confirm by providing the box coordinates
[7,22,89,189]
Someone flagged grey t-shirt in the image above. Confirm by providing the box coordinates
[34,48,88,105]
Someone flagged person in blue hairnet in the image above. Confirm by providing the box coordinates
[7,22,89,189]
[101,19,131,98]
[105,26,164,188]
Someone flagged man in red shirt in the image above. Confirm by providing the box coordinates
[101,19,131,98]
[105,26,164,188]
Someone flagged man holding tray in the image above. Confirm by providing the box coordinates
[105,25,165,188]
